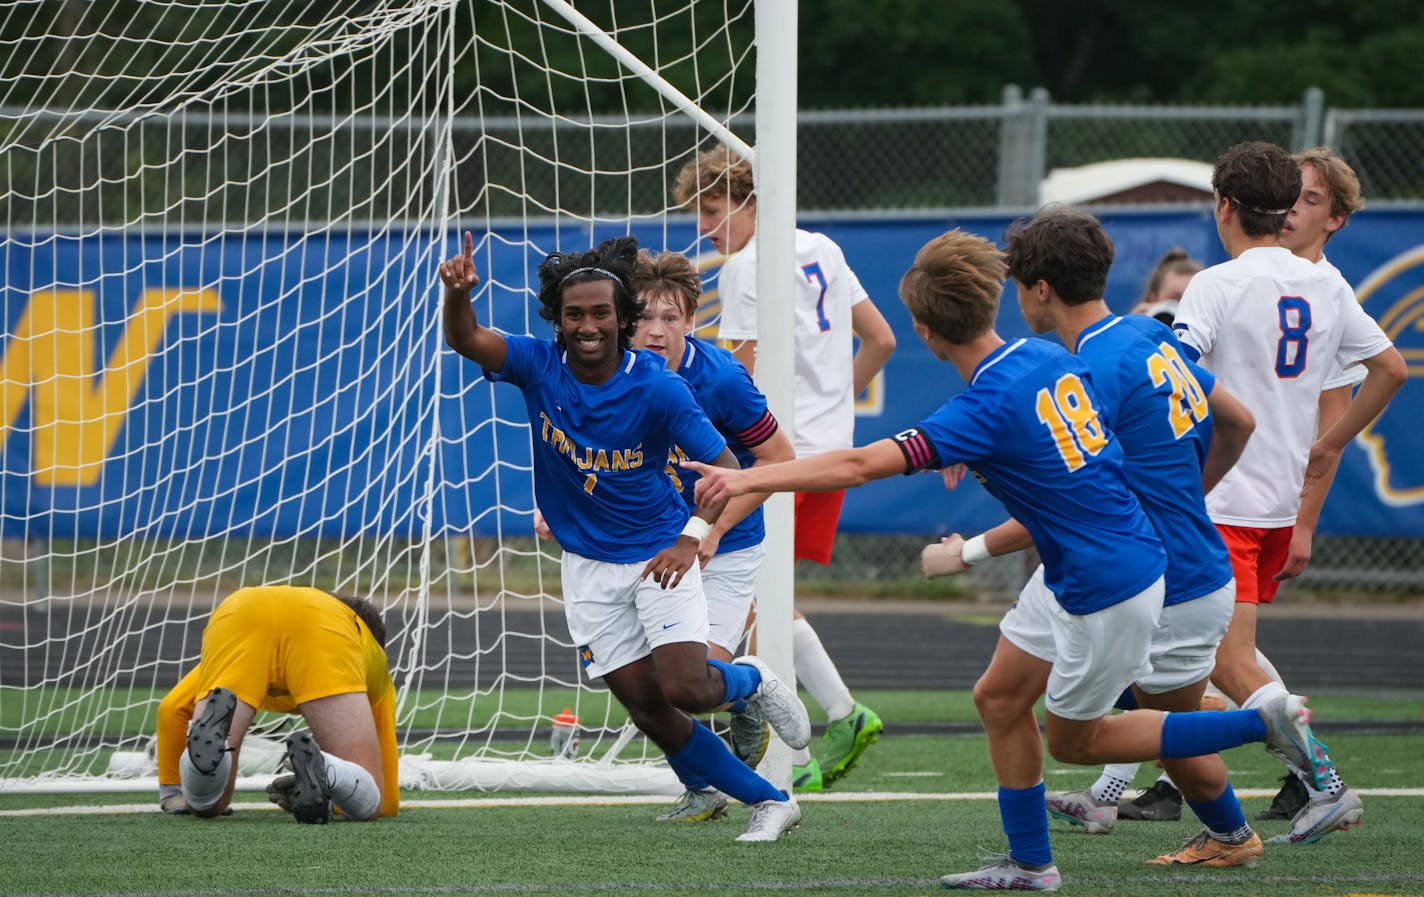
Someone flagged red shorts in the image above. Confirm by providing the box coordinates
[1215,523,1293,605]
[794,490,845,566]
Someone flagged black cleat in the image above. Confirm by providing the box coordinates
[187,687,237,775]
[1255,773,1310,821]
[282,731,333,824]
[1118,779,1183,821]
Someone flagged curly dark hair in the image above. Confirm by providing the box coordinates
[535,236,644,349]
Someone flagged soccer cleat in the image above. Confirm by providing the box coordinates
[732,655,811,750]
[1255,773,1309,821]
[282,730,333,825]
[792,757,823,792]
[1046,788,1117,834]
[187,687,237,775]
[1268,785,1364,845]
[736,797,801,842]
[818,701,883,785]
[728,707,770,769]
[656,788,729,822]
[1258,693,1333,790]
[1118,779,1183,821]
[939,854,1061,891]
[1147,830,1263,867]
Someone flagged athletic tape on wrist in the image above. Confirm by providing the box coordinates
[680,516,712,543]
[961,534,991,566]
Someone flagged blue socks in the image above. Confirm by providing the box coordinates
[708,658,759,704]
[667,718,783,806]
[1160,709,1267,758]
[1000,783,1053,869]
[666,720,715,791]
[1186,784,1252,842]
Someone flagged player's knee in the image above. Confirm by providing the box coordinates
[656,678,711,714]
[971,678,1018,724]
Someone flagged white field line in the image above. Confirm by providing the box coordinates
[4,786,1423,817]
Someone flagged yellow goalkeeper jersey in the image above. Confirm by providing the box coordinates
[156,586,399,817]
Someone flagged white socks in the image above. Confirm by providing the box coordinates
[793,617,855,722]
[323,751,381,820]
[180,747,232,812]
[1091,764,1141,802]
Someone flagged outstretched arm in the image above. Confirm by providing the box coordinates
[440,231,508,371]
[850,300,896,397]
[698,425,795,565]
[685,437,907,506]
[921,518,1034,579]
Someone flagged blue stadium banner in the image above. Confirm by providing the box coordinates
[2,211,1422,539]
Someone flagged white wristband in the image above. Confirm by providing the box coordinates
[961,534,991,566]
[680,516,712,543]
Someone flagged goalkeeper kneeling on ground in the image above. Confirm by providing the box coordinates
[155,585,400,823]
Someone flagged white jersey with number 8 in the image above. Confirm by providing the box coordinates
[1172,245,1392,527]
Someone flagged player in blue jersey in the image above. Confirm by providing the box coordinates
[687,228,1327,891]
[931,207,1266,866]
[630,248,797,823]
[440,231,808,841]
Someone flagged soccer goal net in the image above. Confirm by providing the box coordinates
[0,0,766,796]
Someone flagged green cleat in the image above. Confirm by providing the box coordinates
[792,757,823,792]
[656,788,729,822]
[818,702,883,785]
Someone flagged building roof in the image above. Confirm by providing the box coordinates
[1039,158,1215,205]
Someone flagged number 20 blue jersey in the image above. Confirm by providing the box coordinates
[893,338,1165,615]
[1075,315,1233,607]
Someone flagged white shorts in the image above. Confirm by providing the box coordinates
[703,543,764,654]
[561,550,710,680]
[1136,580,1235,695]
[999,566,1164,721]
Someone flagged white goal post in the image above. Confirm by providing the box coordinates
[0,0,796,796]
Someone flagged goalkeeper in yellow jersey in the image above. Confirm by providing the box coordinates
[155,586,399,823]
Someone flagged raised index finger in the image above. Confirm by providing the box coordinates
[463,230,474,259]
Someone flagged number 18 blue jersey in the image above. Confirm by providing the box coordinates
[894,338,1165,615]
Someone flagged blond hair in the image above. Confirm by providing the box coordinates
[632,249,701,318]
[672,144,755,207]
[898,230,1006,345]
[1294,146,1365,220]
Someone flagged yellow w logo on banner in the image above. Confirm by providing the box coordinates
[1,287,222,486]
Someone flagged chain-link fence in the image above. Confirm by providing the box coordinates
[5,88,1421,596]
[8,85,1424,227]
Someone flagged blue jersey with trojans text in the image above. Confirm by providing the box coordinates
[669,337,779,555]
[485,336,726,563]
[893,338,1165,615]
[1075,315,1233,607]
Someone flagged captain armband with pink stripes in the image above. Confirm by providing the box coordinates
[891,427,942,473]
[731,410,781,448]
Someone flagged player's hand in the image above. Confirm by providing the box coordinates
[266,773,298,812]
[940,464,968,491]
[1273,526,1314,582]
[697,529,723,567]
[641,539,698,589]
[438,231,480,293]
[160,793,191,815]
[921,534,969,579]
[533,508,554,542]
[682,461,745,505]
